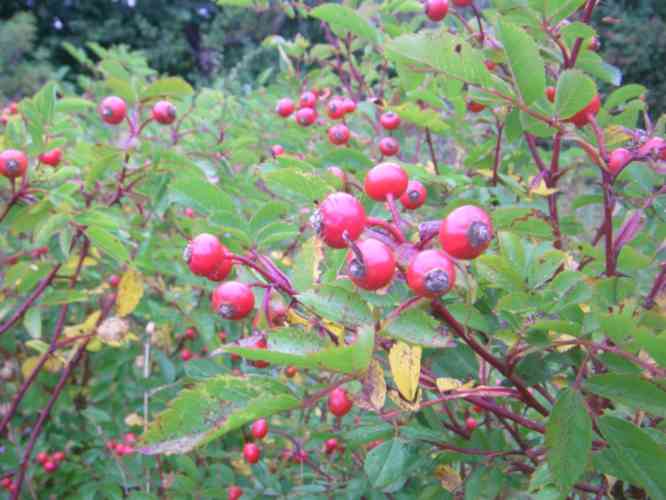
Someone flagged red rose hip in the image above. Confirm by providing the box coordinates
[342,98,356,114]
[406,250,456,297]
[228,485,243,500]
[271,144,285,157]
[299,91,317,109]
[379,137,400,157]
[328,124,350,145]
[243,442,261,464]
[39,148,62,167]
[566,94,601,128]
[212,281,255,320]
[346,239,396,291]
[0,149,28,178]
[439,205,493,259]
[465,417,478,430]
[327,98,346,120]
[295,107,317,127]
[181,348,193,362]
[251,419,269,440]
[608,148,632,175]
[425,0,448,21]
[466,100,485,113]
[184,233,232,281]
[379,111,400,130]
[328,387,353,417]
[98,96,127,125]
[364,162,409,201]
[151,100,176,124]
[276,98,295,117]
[399,180,427,209]
[545,86,556,103]
[324,438,339,455]
[311,192,366,248]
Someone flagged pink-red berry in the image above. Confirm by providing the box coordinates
[466,417,478,430]
[566,94,601,128]
[328,387,353,417]
[181,348,193,362]
[439,205,493,260]
[399,180,427,210]
[608,148,632,175]
[295,107,317,127]
[328,124,350,145]
[346,239,396,291]
[184,233,233,281]
[406,250,456,297]
[271,144,285,157]
[39,148,62,167]
[276,98,295,117]
[243,442,261,464]
[0,149,28,178]
[379,137,400,157]
[299,91,317,109]
[99,96,127,125]
[425,0,448,21]
[379,111,400,130]
[211,281,255,320]
[327,98,346,120]
[228,485,243,500]
[466,100,485,113]
[311,192,366,248]
[151,100,176,124]
[251,419,269,440]
[364,162,409,201]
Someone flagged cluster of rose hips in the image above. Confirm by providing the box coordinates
[106,432,137,457]
[313,161,493,296]
[35,450,66,473]
[179,326,199,362]
[1,475,16,494]
[237,387,351,475]
[98,95,177,127]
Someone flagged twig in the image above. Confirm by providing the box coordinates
[491,123,504,187]
[425,128,440,176]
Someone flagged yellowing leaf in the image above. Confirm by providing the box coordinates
[321,318,344,338]
[21,355,62,378]
[436,377,463,393]
[287,309,311,329]
[116,268,144,317]
[388,341,421,402]
[551,333,578,352]
[435,464,462,492]
[64,311,101,338]
[356,360,387,412]
[579,304,590,313]
[530,179,559,197]
[388,388,421,412]
[98,316,137,347]
[125,413,145,427]
[476,169,494,179]
[25,339,50,354]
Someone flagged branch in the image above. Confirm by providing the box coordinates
[425,128,440,176]
[431,301,550,416]
[0,264,62,336]
[491,123,504,187]
[644,262,666,310]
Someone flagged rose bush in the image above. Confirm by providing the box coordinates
[1,1,666,498]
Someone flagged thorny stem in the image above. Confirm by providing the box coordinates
[548,131,564,249]
[601,171,616,276]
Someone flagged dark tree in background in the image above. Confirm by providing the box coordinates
[0,0,321,100]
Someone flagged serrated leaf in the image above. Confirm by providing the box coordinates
[310,3,379,44]
[584,374,666,417]
[598,416,666,500]
[116,268,144,317]
[87,226,130,263]
[545,388,592,493]
[389,341,421,402]
[170,174,234,215]
[496,18,546,105]
[291,237,324,292]
[363,439,408,491]
[297,285,372,326]
[381,308,448,347]
[222,326,374,374]
[141,375,299,454]
[555,70,597,119]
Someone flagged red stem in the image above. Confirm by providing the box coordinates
[491,123,504,187]
[601,172,616,276]
[431,301,550,416]
[547,131,563,249]
[644,262,666,309]
[366,216,406,244]
[566,0,598,69]
[424,128,440,176]
[0,264,62,336]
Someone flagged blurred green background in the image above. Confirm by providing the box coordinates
[1,0,664,116]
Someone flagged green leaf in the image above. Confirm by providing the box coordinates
[141,77,194,100]
[496,17,546,105]
[527,250,566,289]
[263,168,332,203]
[446,303,493,333]
[598,416,666,500]
[545,388,592,493]
[297,285,372,326]
[170,174,235,215]
[310,4,379,44]
[222,326,374,374]
[560,22,597,48]
[291,237,320,292]
[141,375,299,454]
[381,308,448,348]
[555,70,597,119]
[55,97,96,114]
[605,84,647,110]
[547,0,588,24]
[87,226,130,263]
[634,330,666,368]
[23,307,42,339]
[363,439,408,491]
[584,374,666,417]
[465,466,505,500]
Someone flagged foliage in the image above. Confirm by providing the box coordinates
[0,12,55,102]
[1,1,666,499]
